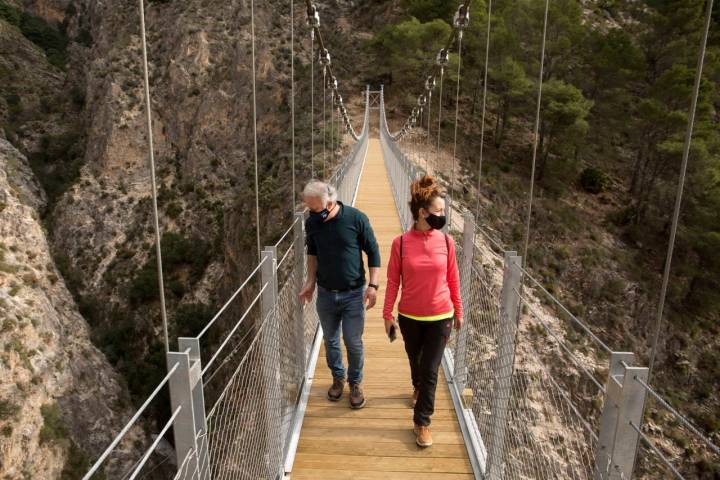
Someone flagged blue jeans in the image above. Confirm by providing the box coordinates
[316,285,365,385]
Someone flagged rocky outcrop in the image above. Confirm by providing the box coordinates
[0,138,138,479]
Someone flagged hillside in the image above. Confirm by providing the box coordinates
[375,0,719,475]
[0,0,718,477]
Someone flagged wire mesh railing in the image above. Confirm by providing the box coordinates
[379,92,720,479]
[83,87,369,480]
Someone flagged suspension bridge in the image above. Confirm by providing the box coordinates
[78,0,719,479]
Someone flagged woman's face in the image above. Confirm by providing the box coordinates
[422,196,445,219]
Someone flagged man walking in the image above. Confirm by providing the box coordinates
[299,180,381,409]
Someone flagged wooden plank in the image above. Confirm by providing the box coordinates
[293,453,472,473]
[303,406,456,419]
[295,439,469,458]
[299,396,452,409]
[301,416,461,432]
[292,469,474,480]
[296,427,466,445]
[308,386,452,400]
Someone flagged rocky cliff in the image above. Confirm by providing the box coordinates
[1,0,368,476]
[0,138,140,479]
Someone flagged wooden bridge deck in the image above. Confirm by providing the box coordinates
[291,138,473,479]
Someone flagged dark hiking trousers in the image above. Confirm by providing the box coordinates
[398,314,453,426]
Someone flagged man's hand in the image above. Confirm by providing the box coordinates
[299,281,315,305]
[364,286,377,310]
[454,316,464,330]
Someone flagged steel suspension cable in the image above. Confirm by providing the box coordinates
[426,89,432,171]
[250,0,261,261]
[310,29,315,178]
[436,67,445,167]
[330,91,334,170]
[138,0,169,354]
[450,32,464,224]
[290,0,296,213]
[521,0,549,270]
[474,0,492,221]
[322,68,327,177]
[648,0,714,378]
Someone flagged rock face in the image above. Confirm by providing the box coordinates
[0,138,137,479]
[0,0,367,476]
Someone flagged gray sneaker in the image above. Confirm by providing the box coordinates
[349,383,366,409]
[327,377,345,401]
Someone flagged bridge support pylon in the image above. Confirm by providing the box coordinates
[167,337,211,480]
[595,353,649,480]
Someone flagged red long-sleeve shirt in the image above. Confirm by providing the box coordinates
[383,228,463,322]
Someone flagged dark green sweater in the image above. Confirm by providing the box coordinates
[305,202,381,290]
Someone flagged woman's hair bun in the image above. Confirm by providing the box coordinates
[411,174,441,202]
[408,174,444,221]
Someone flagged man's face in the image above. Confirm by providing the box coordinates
[304,195,328,214]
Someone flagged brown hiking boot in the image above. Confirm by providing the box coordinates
[411,388,419,408]
[414,424,433,447]
[327,377,345,401]
[349,383,366,409]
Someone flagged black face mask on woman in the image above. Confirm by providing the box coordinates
[426,212,446,230]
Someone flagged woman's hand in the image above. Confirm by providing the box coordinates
[453,316,464,330]
[384,317,395,335]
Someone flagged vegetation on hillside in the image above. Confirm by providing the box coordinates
[373,0,719,475]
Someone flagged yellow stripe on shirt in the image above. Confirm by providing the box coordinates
[399,309,454,321]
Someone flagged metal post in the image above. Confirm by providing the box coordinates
[167,348,200,479]
[609,363,649,479]
[453,212,475,392]
[175,337,211,480]
[260,246,282,478]
[293,213,307,368]
[486,251,522,480]
[595,352,635,479]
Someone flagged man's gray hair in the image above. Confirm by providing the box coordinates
[303,180,337,204]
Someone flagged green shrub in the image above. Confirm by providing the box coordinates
[174,303,213,338]
[606,206,634,227]
[579,167,609,194]
[39,403,66,444]
[0,2,69,68]
[28,130,85,204]
[168,278,185,297]
[600,277,624,300]
[61,440,95,479]
[0,399,20,420]
[128,264,158,304]
[166,202,183,219]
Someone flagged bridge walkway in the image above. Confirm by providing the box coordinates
[291,138,474,479]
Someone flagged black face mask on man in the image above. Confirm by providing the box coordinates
[310,208,330,220]
[426,212,446,230]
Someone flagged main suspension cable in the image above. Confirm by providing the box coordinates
[450,20,465,224]
[290,0,296,212]
[520,0,549,270]
[474,0,492,221]
[250,0,261,261]
[138,0,170,354]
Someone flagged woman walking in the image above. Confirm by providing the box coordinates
[382,175,463,447]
